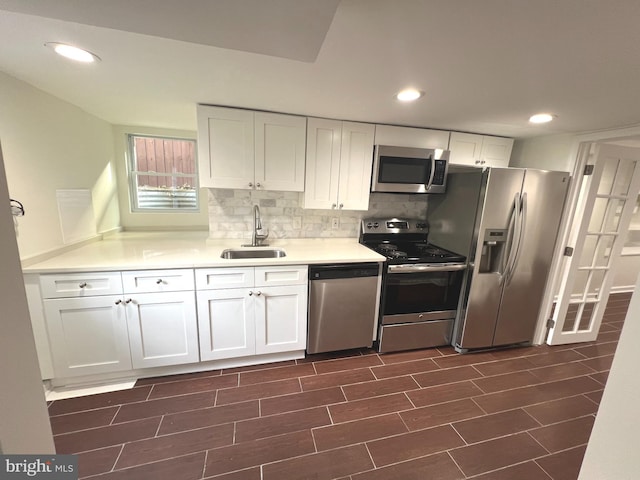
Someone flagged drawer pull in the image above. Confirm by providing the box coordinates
[125,298,133,304]
[115,299,122,305]
[156,279,163,284]
[79,282,88,288]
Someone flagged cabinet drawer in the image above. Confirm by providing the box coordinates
[255,266,308,287]
[122,269,194,293]
[195,267,255,290]
[40,272,123,298]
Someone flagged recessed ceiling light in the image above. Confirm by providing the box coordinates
[396,88,424,102]
[45,42,101,63]
[529,113,555,124]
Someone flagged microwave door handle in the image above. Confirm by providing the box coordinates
[425,155,436,191]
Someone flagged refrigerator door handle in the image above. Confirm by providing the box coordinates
[506,192,527,285]
[500,193,520,284]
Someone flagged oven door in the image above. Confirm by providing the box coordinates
[382,263,466,325]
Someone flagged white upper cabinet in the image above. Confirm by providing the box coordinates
[449,132,514,167]
[374,124,450,150]
[304,118,375,210]
[197,105,306,191]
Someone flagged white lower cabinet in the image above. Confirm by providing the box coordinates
[125,291,199,369]
[196,265,308,361]
[41,270,199,379]
[44,295,132,378]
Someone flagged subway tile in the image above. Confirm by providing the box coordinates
[49,406,118,435]
[313,413,408,451]
[48,386,152,416]
[260,387,345,415]
[573,342,618,358]
[526,349,588,367]
[88,451,205,480]
[449,432,547,477]
[412,365,482,388]
[366,424,464,467]
[342,375,420,401]
[351,451,463,480]
[400,398,484,431]
[238,363,316,385]
[148,374,238,399]
[528,415,595,453]
[114,391,215,423]
[524,395,598,425]
[472,357,536,377]
[222,359,296,374]
[54,417,161,454]
[529,361,594,382]
[535,445,587,480]
[235,406,330,442]
[329,393,413,423]
[262,444,374,480]
[432,351,498,369]
[452,408,540,444]
[203,431,315,477]
[407,380,484,407]
[216,378,301,405]
[158,400,259,435]
[313,354,383,374]
[116,423,234,469]
[581,354,615,372]
[378,348,444,364]
[300,367,375,391]
[135,368,222,386]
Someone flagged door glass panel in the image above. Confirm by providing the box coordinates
[572,270,589,296]
[594,235,615,267]
[588,198,609,232]
[562,303,580,332]
[587,270,606,297]
[579,235,598,268]
[578,302,596,330]
[612,160,635,196]
[604,199,623,231]
[597,159,619,195]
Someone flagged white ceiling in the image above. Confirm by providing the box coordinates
[1,0,640,139]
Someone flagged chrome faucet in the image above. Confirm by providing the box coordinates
[250,204,269,247]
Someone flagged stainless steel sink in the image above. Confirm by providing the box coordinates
[220,248,287,259]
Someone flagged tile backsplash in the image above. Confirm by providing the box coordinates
[207,189,428,240]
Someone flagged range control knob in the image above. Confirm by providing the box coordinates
[366,222,374,229]
[373,222,379,228]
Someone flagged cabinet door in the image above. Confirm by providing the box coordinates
[337,121,376,210]
[374,124,450,149]
[44,296,131,378]
[254,285,307,355]
[255,112,306,192]
[480,136,514,167]
[303,118,342,209]
[448,132,483,166]
[197,289,255,361]
[125,292,199,369]
[197,105,255,189]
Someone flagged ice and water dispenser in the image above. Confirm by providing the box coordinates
[478,229,508,274]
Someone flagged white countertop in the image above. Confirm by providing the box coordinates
[22,232,385,273]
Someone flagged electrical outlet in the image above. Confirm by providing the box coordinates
[331,217,339,229]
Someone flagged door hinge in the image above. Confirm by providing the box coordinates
[546,318,556,329]
[584,164,594,176]
[564,246,574,257]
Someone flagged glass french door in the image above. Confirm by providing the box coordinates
[548,143,640,345]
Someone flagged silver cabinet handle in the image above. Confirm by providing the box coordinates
[115,299,122,305]
[256,182,261,188]
[256,291,262,296]
[156,279,163,284]
[249,291,253,296]
[79,282,87,288]
[332,203,337,209]
[339,203,344,209]
[248,182,253,187]
[125,298,132,304]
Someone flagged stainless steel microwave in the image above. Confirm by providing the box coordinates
[371,145,449,194]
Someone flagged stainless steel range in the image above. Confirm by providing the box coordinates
[360,218,466,353]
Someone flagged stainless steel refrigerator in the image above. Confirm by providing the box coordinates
[428,167,570,351]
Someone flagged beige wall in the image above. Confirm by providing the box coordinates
[0,71,120,259]
[112,125,208,230]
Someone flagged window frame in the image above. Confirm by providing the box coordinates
[127,134,199,213]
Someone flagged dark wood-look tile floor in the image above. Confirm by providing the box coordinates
[48,292,631,479]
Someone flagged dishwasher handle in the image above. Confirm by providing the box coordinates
[309,263,380,281]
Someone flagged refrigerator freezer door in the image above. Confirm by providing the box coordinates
[457,168,526,349]
[492,169,570,346]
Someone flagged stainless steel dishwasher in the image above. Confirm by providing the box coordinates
[307,263,380,354]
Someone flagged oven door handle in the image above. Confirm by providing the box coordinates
[387,263,467,273]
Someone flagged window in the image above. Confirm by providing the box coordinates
[128,134,198,211]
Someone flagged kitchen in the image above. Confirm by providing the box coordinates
[3,1,640,479]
